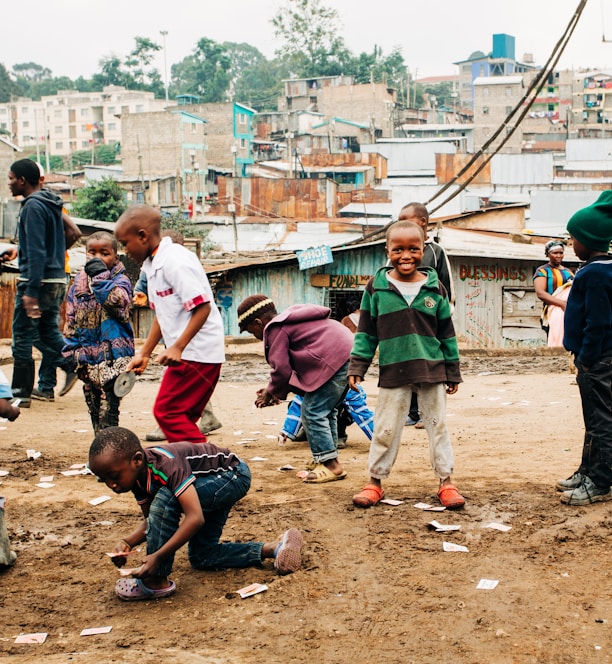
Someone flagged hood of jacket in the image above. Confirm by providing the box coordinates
[24,188,65,212]
[266,304,331,329]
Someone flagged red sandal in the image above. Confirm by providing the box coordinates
[352,484,385,508]
[437,483,465,509]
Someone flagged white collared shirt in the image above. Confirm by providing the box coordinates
[143,237,225,363]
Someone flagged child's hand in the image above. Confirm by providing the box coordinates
[131,553,160,579]
[348,375,362,391]
[446,383,459,395]
[6,405,20,421]
[132,292,148,307]
[255,389,279,408]
[110,539,132,567]
[156,345,182,366]
[127,353,149,375]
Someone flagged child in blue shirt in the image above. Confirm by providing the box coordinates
[558,191,612,505]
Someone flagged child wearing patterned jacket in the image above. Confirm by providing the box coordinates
[62,231,134,433]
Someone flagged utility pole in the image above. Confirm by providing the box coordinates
[160,30,169,103]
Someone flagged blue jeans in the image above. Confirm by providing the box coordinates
[576,355,612,489]
[301,360,349,463]
[146,461,263,577]
[12,281,67,392]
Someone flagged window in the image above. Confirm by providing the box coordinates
[107,106,115,114]
[482,107,489,115]
[505,106,513,115]
[135,104,144,112]
[0,122,6,130]
[483,88,489,97]
[191,123,198,133]
[55,142,63,149]
[80,108,88,117]
[81,125,88,132]
[107,122,116,131]
[54,110,62,118]
[82,140,90,148]
[505,87,512,96]
[21,107,28,113]
[239,113,247,125]
[22,121,29,128]
[55,126,63,134]
[0,108,7,115]
[240,138,247,149]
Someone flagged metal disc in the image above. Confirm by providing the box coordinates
[114,372,136,397]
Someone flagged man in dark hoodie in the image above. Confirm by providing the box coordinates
[8,159,71,406]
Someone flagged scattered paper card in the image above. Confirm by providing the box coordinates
[89,495,111,506]
[428,520,461,532]
[106,548,141,558]
[118,566,143,577]
[380,498,403,506]
[74,429,89,433]
[0,470,9,477]
[61,469,87,477]
[443,541,468,552]
[26,450,42,460]
[233,430,243,436]
[35,482,55,489]
[266,435,278,440]
[236,582,268,599]
[278,464,295,471]
[39,475,54,483]
[70,463,87,469]
[413,502,445,511]
[484,522,512,532]
[477,579,499,590]
[80,626,112,636]
[14,633,47,644]
[262,421,278,426]
[250,457,268,461]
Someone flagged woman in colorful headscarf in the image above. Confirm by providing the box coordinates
[534,240,574,338]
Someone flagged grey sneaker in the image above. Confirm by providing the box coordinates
[59,371,79,397]
[145,426,166,442]
[560,476,612,505]
[556,471,584,492]
[31,388,54,402]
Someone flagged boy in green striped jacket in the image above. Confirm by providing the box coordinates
[348,220,465,509]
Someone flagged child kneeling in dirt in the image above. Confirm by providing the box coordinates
[88,426,303,601]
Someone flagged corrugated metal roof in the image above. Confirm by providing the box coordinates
[361,141,456,172]
[566,138,612,161]
[491,153,554,184]
[528,190,601,235]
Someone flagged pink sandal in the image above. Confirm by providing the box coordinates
[437,484,465,509]
[352,484,385,508]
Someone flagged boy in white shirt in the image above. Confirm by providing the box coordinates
[115,206,224,442]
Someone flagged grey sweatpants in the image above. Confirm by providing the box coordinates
[368,383,455,481]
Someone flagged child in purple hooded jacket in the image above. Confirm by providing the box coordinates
[237,295,353,484]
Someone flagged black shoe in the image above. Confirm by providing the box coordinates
[59,371,79,397]
[30,388,54,402]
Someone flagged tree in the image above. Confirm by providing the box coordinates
[71,178,126,222]
[272,0,351,78]
[160,211,214,253]
[91,37,163,95]
[0,62,23,102]
[11,62,75,99]
[171,38,231,101]
[223,42,286,110]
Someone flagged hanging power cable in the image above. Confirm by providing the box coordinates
[424,0,588,215]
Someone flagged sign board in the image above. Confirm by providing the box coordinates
[296,245,333,271]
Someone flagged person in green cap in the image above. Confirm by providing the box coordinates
[557,191,612,506]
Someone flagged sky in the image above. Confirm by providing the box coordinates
[2,0,611,83]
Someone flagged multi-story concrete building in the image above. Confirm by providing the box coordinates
[570,70,612,137]
[0,86,167,160]
[454,34,538,110]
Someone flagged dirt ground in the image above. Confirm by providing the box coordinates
[0,344,609,664]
